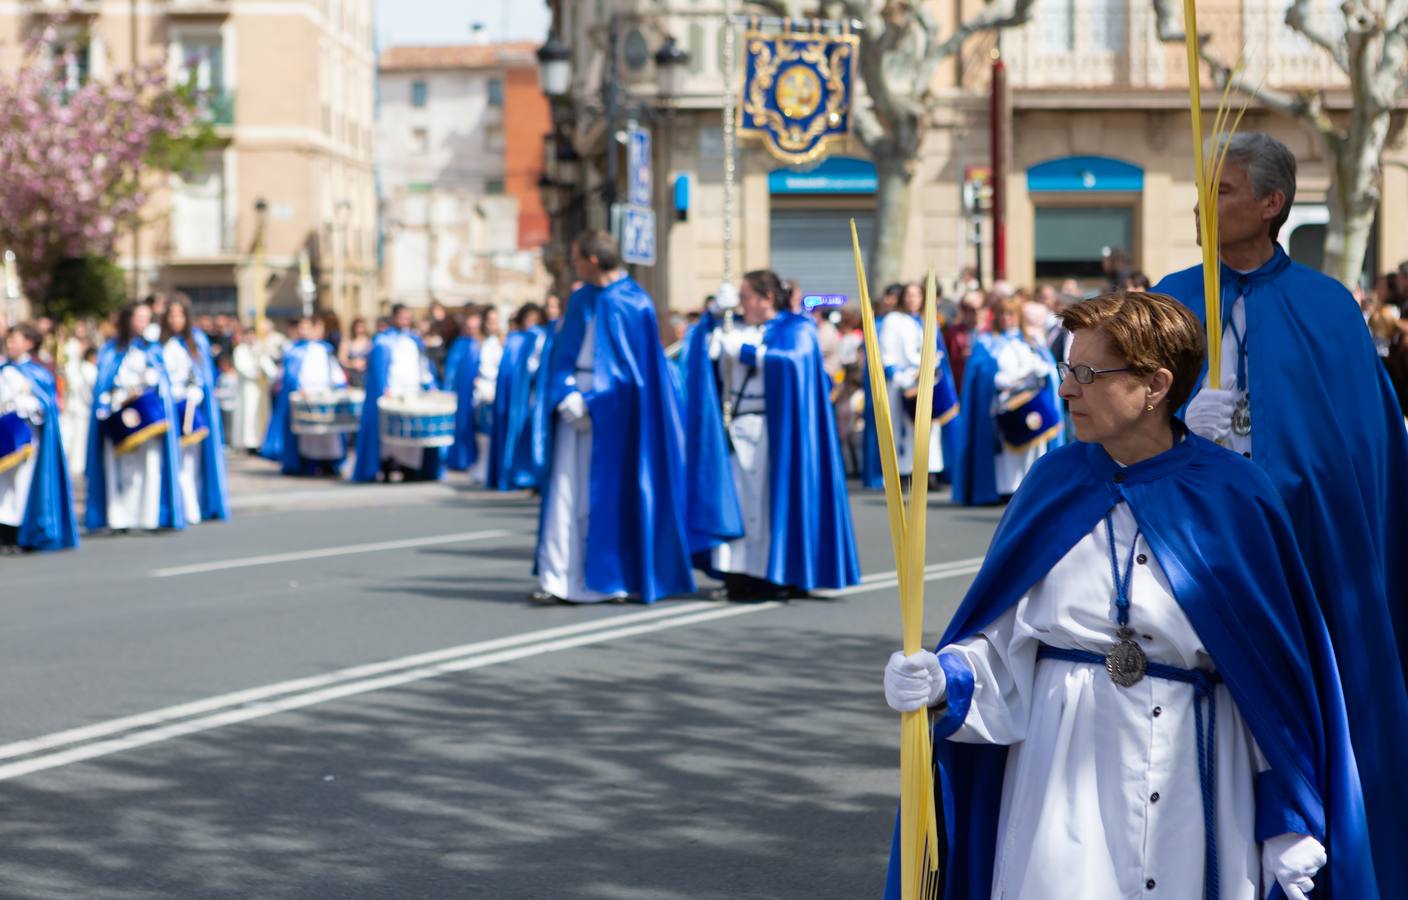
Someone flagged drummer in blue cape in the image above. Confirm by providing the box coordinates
[350,304,447,483]
[262,315,352,477]
[0,322,79,553]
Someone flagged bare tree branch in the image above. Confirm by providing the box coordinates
[924,0,1040,65]
[1151,0,1190,41]
[1284,0,1350,71]
[1202,46,1343,144]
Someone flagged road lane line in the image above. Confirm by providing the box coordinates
[0,602,777,783]
[822,560,985,597]
[0,601,716,763]
[148,529,515,577]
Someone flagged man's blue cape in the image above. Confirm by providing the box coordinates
[533,277,694,602]
[84,339,186,532]
[188,329,230,520]
[951,332,1064,506]
[883,432,1377,899]
[260,339,347,476]
[351,329,443,482]
[3,359,78,550]
[858,329,963,491]
[443,335,480,472]
[1155,247,1408,887]
[486,328,546,491]
[680,311,861,589]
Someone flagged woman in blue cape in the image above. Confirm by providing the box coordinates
[882,292,1372,900]
[160,298,230,523]
[0,323,78,552]
[486,303,548,491]
[443,308,482,473]
[86,301,185,533]
[350,303,442,483]
[951,295,1063,505]
[680,269,860,600]
[262,315,349,476]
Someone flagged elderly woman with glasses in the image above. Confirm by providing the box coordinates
[881,291,1375,900]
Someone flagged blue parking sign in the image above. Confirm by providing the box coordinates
[627,126,652,206]
[620,205,656,267]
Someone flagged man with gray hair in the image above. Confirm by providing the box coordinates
[1154,130,1408,890]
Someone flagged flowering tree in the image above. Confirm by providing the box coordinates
[0,25,198,313]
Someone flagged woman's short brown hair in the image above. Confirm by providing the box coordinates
[1058,291,1207,412]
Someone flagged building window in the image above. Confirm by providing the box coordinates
[172,157,229,258]
[1089,0,1128,51]
[487,78,504,106]
[412,127,430,155]
[1034,206,1134,278]
[484,124,505,154]
[50,39,92,95]
[1038,0,1074,52]
[411,79,428,108]
[485,178,505,195]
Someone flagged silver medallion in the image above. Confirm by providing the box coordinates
[1231,395,1252,437]
[1106,628,1147,687]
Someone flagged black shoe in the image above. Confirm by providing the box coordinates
[529,591,569,607]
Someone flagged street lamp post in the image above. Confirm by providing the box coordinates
[334,199,351,323]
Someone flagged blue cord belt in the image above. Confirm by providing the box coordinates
[1038,644,1223,900]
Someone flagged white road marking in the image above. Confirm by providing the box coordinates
[149,529,514,577]
[823,556,985,597]
[0,601,776,782]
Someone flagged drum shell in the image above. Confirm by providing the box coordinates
[378,391,456,448]
[0,410,35,474]
[101,389,169,456]
[292,389,364,435]
[995,388,1062,452]
[176,398,210,448]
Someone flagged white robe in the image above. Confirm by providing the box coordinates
[991,333,1054,495]
[61,342,93,477]
[537,325,625,603]
[230,343,271,451]
[101,348,165,531]
[879,312,943,476]
[470,334,504,484]
[164,339,203,525]
[709,324,771,580]
[940,501,1267,900]
[0,364,41,528]
[382,333,433,470]
[294,343,343,461]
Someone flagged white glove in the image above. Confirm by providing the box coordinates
[1262,833,1326,900]
[1185,388,1239,442]
[884,650,946,713]
[186,386,204,407]
[557,391,590,432]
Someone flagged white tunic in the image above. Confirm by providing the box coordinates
[101,348,165,531]
[383,333,432,469]
[164,339,203,525]
[990,333,1055,495]
[709,324,771,580]
[0,364,41,528]
[537,324,625,603]
[469,334,504,485]
[294,343,343,461]
[61,344,94,477]
[941,501,1266,900]
[230,343,269,451]
[878,312,943,476]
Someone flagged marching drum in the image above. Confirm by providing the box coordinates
[291,389,364,435]
[995,387,1062,452]
[902,366,960,428]
[379,391,456,448]
[0,410,35,474]
[176,398,210,448]
[101,389,169,456]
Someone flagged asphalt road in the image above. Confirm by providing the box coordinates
[0,465,1002,900]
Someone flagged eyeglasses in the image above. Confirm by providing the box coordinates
[1057,362,1132,384]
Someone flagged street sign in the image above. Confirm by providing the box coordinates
[618,204,657,267]
[627,125,652,206]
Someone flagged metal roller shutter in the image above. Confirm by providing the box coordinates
[768,207,875,301]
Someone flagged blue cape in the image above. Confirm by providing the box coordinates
[1155,247,1408,886]
[261,339,348,476]
[678,318,743,555]
[533,276,694,602]
[682,311,861,589]
[884,433,1376,899]
[3,359,78,550]
[84,339,186,531]
[486,328,545,491]
[950,332,1064,506]
[350,329,443,482]
[443,336,480,471]
[859,326,963,490]
[187,330,230,520]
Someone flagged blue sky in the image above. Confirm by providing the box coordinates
[375,0,551,47]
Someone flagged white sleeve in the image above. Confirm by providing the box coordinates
[992,342,1045,391]
[936,601,1040,746]
[879,318,918,389]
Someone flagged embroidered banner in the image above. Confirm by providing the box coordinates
[738,24,857,167]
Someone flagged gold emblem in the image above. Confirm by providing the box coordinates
[776,64,821,118]
[1025,411,1043,432]
[121,407,141,429]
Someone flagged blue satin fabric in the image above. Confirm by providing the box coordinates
[883,432,1377,900]
[951,332,1064,506]
[486,328,545,491]
[2,360,78,550]
[261,340,348,476]
[679,316,743,556]
[859,333,963,490]
[187,330,230,520]
[533,277,694,603]
[443,336,480,472]
[681,311,860,589]
[1155,247,1408,888]
[350,329,442,482]
[84,339,185,532]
